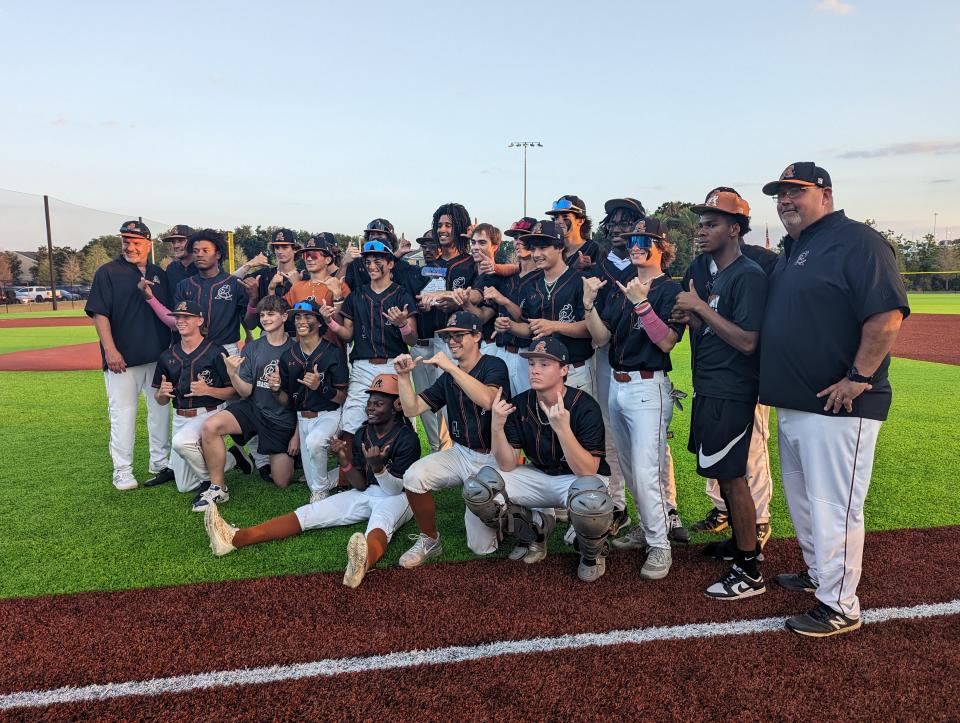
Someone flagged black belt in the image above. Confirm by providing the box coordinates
[416,339,432,346]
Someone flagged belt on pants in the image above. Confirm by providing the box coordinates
[416,339,432,347]
[613,370,656,382]
[300,411,319,419]
[366,358,389,365]
[176,405,218,418]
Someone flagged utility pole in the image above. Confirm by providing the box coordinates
[508,141,542,216]
[43,195,58,310]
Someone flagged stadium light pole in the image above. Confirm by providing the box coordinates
[508,141,542,216]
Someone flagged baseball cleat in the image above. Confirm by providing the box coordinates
[640,546,672,581]
[705,564,766,600]
[143,467,175,488]
[692,507,729,534]
[611,507,631,534]
[785,603,861,638]
[227,445,253,475]
[204,503,237,556]
[192,484,229,512]
[668,509,690,544]
[775,571,818,593]
[398,533,442,569]
[508,544,529,561]
[756,522,772,549]
[610,526,647,552]
[112,472,138,491]
[577,555,606,583]
[342,532,368,588]
[523,539,548,565]
[309,489,330,505]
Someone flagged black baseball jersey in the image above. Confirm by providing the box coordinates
[504,386,610,476]
[681,253,767,403]
[443,253,477,293]
[279,338,348,413]
[346,256,422,299]
[249,265,295,301]
[175,271,248,346]
[601,275,684,372]
[339,283,417,361]
[420,354,510,450]
[565,238,601,269]
[164,260,198,295]
[352,421,422,487]
[741,243,779,278]
[86,257,172,370]
[472,272,515,342]
[152,339,231,410]
[520,266,594,364]
[593,251,636,316]
[760,211,910,421]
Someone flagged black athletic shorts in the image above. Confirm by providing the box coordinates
[687,394,755,480]
[226,399,296,456]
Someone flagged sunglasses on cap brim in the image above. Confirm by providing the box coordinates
[550,199,584,215]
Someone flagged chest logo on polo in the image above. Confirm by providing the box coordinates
[215,285,233,301]
[557,303,575,324]
[795,251,810,267]
[197,369,214,385]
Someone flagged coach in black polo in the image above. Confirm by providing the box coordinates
[759,162,909,638]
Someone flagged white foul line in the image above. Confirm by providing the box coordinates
[2,599,958,711]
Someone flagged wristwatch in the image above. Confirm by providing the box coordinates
[846,366,874,384]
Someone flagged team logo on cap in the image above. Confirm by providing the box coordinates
[176,301,188,312]
[782,164,795,179]
[126,222,137,230]
[532,222,543,234]
[373,377,383,389]
[706,194,720,207]
[275,231,285,242]
[447,314,458,326]
[533,341,547,354]
[633,219,647,232]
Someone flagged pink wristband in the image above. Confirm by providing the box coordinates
[400,321,415,336]
[328,319,342,332]
[636,303,671,344]
[246,304,257,315]
[339,462,353,473]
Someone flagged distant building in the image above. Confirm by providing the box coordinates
[10,251,37,283]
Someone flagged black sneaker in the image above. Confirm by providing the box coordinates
[257,465,274,484]
[775,571,818,593]
[190,480,212,508]
[704,564,766,600]
[785,603,862,638]
[611,507,631,535]
[228,445,253,475]
[692,507,729,534]
[667,509,690,543]
[143,467,175,488]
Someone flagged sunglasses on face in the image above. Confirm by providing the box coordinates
[439,331,469,343]
[551,198,584,215]
[625,235,654,250]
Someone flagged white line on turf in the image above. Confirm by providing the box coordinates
[2,598,958,710]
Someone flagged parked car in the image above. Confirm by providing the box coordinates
[60,290,80,301]
[15,286,64,302]
[64,284,91,300]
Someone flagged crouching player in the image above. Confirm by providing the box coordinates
[464,336,615,582]
[203,374,419,589]
[150,301,240,506]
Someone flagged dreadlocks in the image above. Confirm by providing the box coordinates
[432,203,471,254]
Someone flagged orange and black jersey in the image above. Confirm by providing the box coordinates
[472,272,515,343]
[600,275,684,373]
[152,339,231,410]
[279,339,348,413]
[339,283,417,362]
[565,238,600,269]
[174,271,248,346]
[443,253,477,293]
[419,354,510,451]
[351,422,421,487]
[592,251,636,316]
[504,386,610,476]
[519,266,593,364]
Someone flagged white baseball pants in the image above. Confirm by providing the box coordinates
[103,362,170,478]
[294,483,412,539]
[592,347,625,509]
[299,409,342,493]
[173,406,237,492]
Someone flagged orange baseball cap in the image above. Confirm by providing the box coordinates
[691,190,751,217]
[366,374,400,396]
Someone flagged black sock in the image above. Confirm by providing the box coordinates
[737,549,759,578]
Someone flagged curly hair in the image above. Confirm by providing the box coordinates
[432,203,472,254]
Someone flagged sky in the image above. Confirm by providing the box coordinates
[1,0,958,250]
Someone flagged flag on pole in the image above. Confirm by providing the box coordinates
[765,224,771,249]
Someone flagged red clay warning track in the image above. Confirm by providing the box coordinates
[0,342,101,371]
[0,316,91,328]
[1,526,958,718]
[892,313,960,365]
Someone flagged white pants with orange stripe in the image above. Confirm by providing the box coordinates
[776,408,882,619]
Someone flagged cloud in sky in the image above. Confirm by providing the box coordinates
[930,179,953,184]
[815,0,855,14]
[838,141,960,159]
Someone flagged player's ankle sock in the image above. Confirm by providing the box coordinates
[366,529,388,569]
[736,549,760,578]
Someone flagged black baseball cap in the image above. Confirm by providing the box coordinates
[504,217,538,238]
[297,232,338,256]
[166,224,194,240]
[119,220,151,239]
[437,311,482,334]
[603,198,646,217]
[416,229,438,245]
[170,300,204,318]
[270,228,299,247]
[186,229,227,259]
[762,162,832,196]
[546,195,587,218]
[364,218,397,247]
[520,336,569,364]
[520,220,564,248]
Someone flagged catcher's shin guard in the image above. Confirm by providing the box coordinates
[567,476,615,561]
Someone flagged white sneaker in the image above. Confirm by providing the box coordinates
[309,489,330,505]
[640,546,672,580]
[563,525,577,545]
[611,526,646,551]
[343,532,368,588]
[112,472,138,491]
[192,484,229,512]
[508,544,529,561]
[398,533,442,569]
[577,555,606,582]
[204,503,237,556]
[523,539,548,564]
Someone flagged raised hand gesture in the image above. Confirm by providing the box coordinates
[266,366,282,393]
[393,353,419,376]
[185,378,214,397]
[529,318,556,339]
[494,315,512,333]
[383,304,411,328]
[221,352,243,376]
[582,276,607,306]
[241,276,260,305]
[137,277,157,300]
[490,387,515,431]
[539,392,570,432]
[158,374,175,398]
[299,363,322,390]
[422,351,453,372]
[248,252,269,269]
[329,436,351,466]
[673,279,705,314]
[362,441,392,473]
[616,276,653,305]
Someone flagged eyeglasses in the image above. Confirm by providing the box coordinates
[625,235,654,249]
[551,198,584,215]
[439,331,469,343]
[773,186,813,201]
[366,220,391,232]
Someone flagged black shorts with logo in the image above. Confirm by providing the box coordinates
[226,399,296,455]
[687,394,755,480]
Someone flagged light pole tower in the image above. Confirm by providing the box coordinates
[508,141,542,216]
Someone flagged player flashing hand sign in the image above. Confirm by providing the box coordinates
[538,391,571,432]
[221,352,243,375]
[489,387,516,432]
[361,441,392,474]
[616,277,654,305]
[299,363,322,391]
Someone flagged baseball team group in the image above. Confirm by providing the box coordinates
[85,160,909,639]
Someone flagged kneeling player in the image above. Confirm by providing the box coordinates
[204,374,419,588]
[465,336,614,582]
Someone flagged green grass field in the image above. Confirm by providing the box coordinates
[903,293,960,315]
[2,338,957,600]
[0,306,88,319]
[0,326,98,354]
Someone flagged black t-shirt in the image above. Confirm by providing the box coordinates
[601,275,684,372]
[352,421,422,487]
[520,265,593,364]
[759,211,910,421]
[339,283,417,361]
[175,270,248,346]
[681,253,767,403]
[85,257,172,370]
[565,238,601,270]
[279,339,348,413]
[164,260,198,296]
[741,243,780,277]
[249,265,295,301]
[152,339,230,410]
[504,386,610,476]
[420,354,510,450]
[473,272,514,342]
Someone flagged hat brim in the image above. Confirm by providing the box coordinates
[295,246,332,256]
[170,311,203,318]
[504,228,534,238]
[436,325,478,334]
[269,241,301,248]
[120,232,149,239]
[689,204,748,217]
[360,250,394,259]
[761,179,817,196]
[290,308,324,318]
[520,233,564,246]
[545,209,584,217]
[365,388,399,396]
[166,234,188,240]
[518,351,567,363]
